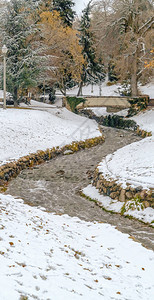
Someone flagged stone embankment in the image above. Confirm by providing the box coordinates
[0,135,105,192]
[78,109,153,208]
[6,127,154,249]
[93,168,154,208]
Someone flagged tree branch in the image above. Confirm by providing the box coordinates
[138,16,154,35]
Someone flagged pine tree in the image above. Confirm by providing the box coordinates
[78,1,105,96]
[53,0,76,27]
[3,0,39,106]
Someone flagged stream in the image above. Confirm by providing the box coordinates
[6,127,154,250]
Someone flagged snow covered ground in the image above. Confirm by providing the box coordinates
[97,136,154,190]
[0,193,154,300]
[83,185,154,225]
[131,109,154,135]
[139,82,154,99]
[20,99,55,108]
[0,107,101,166]
[0,86,154,299]
[67,82,154,98]
[86,107,129,117]
[83,109,154,224]
[67,82,120,97]
[93,109,154,190]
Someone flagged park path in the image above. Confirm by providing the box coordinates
[6,127,154,250]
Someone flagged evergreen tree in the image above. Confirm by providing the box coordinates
[3,0,39,106]
[53,0,76,27]
[78,1,105,96]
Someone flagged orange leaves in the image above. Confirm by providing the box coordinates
[39,10,85,84]
[145,61,154,68]
[39,11,66,47]
[9,242,14,246]
[145,48,154,68]
[40,11,63,32]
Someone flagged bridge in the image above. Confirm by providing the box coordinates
[76,96,131,110]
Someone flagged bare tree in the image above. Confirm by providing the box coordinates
[92,0,154,95]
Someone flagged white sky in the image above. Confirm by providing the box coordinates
[74,0,90,15]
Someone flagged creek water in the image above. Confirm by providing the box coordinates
[6,127,154,250]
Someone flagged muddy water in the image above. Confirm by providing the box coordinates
[6,127,154,250]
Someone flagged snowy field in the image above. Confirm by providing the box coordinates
[96,109,154,190]
[97,136,154,190]
[86,108,154,191]
[0,193,154,300]
[67,82,120,96]
[132,109,154,135]
[139,82,154,99]
[67,82,154,98]
[83,109,154,224]
[0,107,101,166]
[0,85,154,299]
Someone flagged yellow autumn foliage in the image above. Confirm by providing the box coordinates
[39,11,85,85]
[145,49,154,68]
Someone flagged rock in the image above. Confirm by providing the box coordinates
[143,201,150,208]
[130,187,136,193]
[0,172,4,179]
[140,190,147,200]
[102,186,107,194]
[119,189,126,202]
[147,190,152,197]
[64,150,73,155]
[126,191,133,200]
[22,157,29,163]
[4,173,9,181]
[134,193,140,199]
[112,185,118,192]
[126,185,131,191]
[106,181,114,188]
[96,181,101,189]
[0,180,5,186]
[106,187,110,196]
[135,186,143,192]
[110,192,118,199]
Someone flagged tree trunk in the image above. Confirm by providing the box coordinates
[60,87,66,96]
[13,86,18,107]
[77,81,83,96]
[131,52,138,97]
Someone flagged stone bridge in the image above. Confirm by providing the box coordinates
[77,96,131,110]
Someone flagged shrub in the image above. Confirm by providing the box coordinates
[66,96,86,113]
[106,81,117,86]
[117,80,131,96]
[102,115,137,130]
[128,96,149,116]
